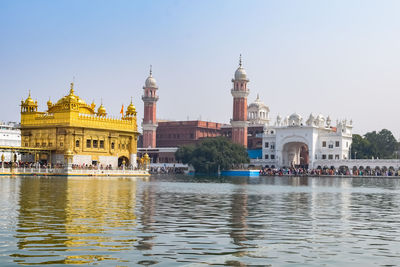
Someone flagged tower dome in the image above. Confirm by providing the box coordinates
[144,65,158,88]
[248,94,270,125]
[234,54,248,81]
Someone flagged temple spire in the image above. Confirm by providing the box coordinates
[70,82,74,95]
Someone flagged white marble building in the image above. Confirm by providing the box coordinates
[247,97,353,168]
[0,122,21,162]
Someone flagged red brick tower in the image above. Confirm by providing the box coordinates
[142,65,159,148]
[231,55,249,147]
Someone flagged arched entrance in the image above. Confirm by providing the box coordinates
[118,156,129,167]
[282,142,309,168]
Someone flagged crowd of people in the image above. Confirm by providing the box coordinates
[259,166,400,177]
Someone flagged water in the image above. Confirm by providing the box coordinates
[1,175,400,266]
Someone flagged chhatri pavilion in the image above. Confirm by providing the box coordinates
[20,83,140,168]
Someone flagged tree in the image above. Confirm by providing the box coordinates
[175,137,250,174]
[351,129,399,159]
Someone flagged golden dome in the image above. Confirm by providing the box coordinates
[47,98,52,107]
[49,82,94,114]
[126,100,136,115]
[24,91,35,105]
[97,103,106,116]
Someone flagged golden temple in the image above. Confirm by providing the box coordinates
[20,83,140,168]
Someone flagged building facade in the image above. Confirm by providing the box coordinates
[0,122,22,162]
[20,84,140,168]
[260,113,353,168]
[156,120,223,147]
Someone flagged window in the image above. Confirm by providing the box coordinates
[328,144,333,149]
[328,154,333,160]
[24,142,28,147]
[270,143,275,149]
[42,142,46,147]
[335,141,340,147]
[315,155,318,159]
[118,143,121,149]
[100,140,104,149]
[265,142,269,148]
[76,140,80,147]
[93,140,98,148]
[111,142,115,149]
[322,154,327,159]
[335,154,339,159]
[271,154,275,160]
[60,142,63,147]
[122,144,125,149]
[86,139,91,148]
[322,141,326,147]
[265,154,269,159]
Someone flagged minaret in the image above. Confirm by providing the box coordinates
[231,55,250,147]
[142,65,159,148]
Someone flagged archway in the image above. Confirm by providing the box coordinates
[282,142,309,168]
[118,156,129,167]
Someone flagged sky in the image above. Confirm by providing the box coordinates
[1,0,400,138]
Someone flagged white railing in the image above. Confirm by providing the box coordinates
[0,167,149,176]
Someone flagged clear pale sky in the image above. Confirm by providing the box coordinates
[1,0,399,138]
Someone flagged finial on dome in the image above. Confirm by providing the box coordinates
[70,82,74,94]
[149,65,152,76]
[256,93,260,100]
[28,89,31,97]
[239,54,242,67]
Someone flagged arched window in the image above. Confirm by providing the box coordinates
[75,140,80,147]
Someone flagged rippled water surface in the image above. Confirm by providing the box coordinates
[1,175,400,266]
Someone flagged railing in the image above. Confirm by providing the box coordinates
[0,167,148,176]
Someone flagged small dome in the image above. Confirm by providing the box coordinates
[249,94,269,111]
[234,55,248,81]
[97,104,106,116]
[234,67,248,81]
[288,113,303,126]
[145,75,157,88]
[289,113,302,121]
[144,65,158,88]
[24,92,35,105]
[126,100,136,115]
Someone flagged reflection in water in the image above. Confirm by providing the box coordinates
[136,184,156,251]
[229,186,248,246]
[12,177,138,265]
[1,176,400,266]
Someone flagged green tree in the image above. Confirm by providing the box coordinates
[352,129,399,159]
[175,137,249,174]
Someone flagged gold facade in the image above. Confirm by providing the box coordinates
[20,83,139,166]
